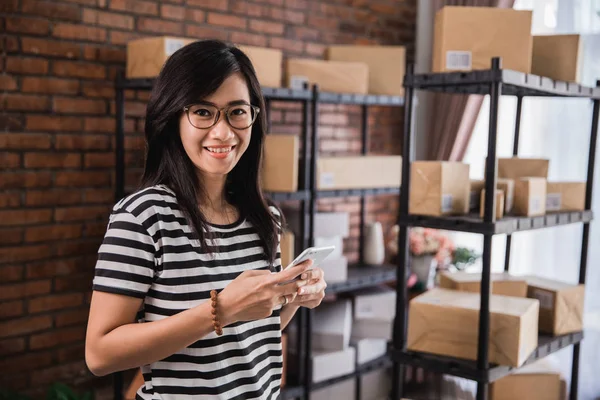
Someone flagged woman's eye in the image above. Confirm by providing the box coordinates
[194,108,212,117]
[230,108,247,116]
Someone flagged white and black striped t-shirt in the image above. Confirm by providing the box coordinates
[92,184,284,400]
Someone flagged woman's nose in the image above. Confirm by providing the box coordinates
[209,116,233,141]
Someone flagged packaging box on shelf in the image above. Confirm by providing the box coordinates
[320,256,348,284]
[432,7,533,73]
[311,300,353,351]
[353,286,396,321]
[261,134,299,192]
[409,161,470,216]
[525,276,585,336]
[480,189,505,219]
[532,34,583,82]
[285,211,350,238]
[126,36,195,78]
[312,379,355,400]
[311,347,356,383]
[546,181,586,212]
[497,157,549,181]
[352,318,393,341]
[439,271,529,298]
[281,333,288,388]
[360,369,392,400]
[470,179,485,211]
[407,288,539,367]
[514,177,547,217]
[489,359,566,400]
[497,178,515,213]
[236,45,283,88]
[280,230,295,268]
[286,58,369,94]
[316,156,402,190]
[326,45,406,96]
[351,337,388,365]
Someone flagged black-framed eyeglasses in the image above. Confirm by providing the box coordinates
[183,102,260,130]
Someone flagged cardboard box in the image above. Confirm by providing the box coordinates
[280,230,295,269]
[352,318,392,340]
[360,369,391,400]
[514,177,547,217]
[286,58,369,94]
[497,178,515,213]
[432,7,533,73]
[470,179,485,211]
[317,156,402,190]
[439,271,529,298]
[497,158,549,181]
[126,36,195,78]
[125,369,144,400]
[353,286,396,321]
[525,276,585,335]
[532,34,582,82]
[281,333,288,388]
[312,300,353,351]
[480,189,505,219]
[489,360,566,400]
[327,45,406,96]
[320,256,348,283]
[261,134,299,192]
[407,288,539,367]
[409,161,470,216]
[237,45,282,88]
[312,347,356,383]
[285,211,349,238]
[312,379,355,400]
[351,338,388,365]
[546,181,586,212]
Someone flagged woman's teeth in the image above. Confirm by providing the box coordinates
[206,147,233,153]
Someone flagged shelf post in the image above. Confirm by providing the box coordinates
[359,104,369,265]
[570,80,600,400]
[115,73,125,203]
[477,57,503,400]
[392,63,415,400]
[504,94,523,273]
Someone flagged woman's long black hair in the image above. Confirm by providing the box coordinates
[140,39,281,266]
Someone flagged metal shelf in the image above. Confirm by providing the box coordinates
[393,331,584,384]
[317,91,404,106]
[311,354,393,391]
[265,190,310,202]
[326,264,397,295]
[317,187,400,199]
[404,69,600,99]
[398,210,594,235]
[281,385,305,399]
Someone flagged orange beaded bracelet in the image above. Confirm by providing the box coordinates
[210,290,223,336]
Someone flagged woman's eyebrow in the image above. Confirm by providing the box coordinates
[195,99,250,107]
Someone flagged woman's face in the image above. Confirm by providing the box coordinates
[179,72,253,180]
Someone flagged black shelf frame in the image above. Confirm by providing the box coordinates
[391,57,599,400]
[113,73,404,400]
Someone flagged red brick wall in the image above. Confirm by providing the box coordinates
[1,0,416,396]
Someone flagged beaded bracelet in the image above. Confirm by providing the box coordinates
[210,289,223,336]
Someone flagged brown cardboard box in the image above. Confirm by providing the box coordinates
[489,359,566,400]
[409,161,470,216]
[237,45,283,88]
[280,230,295,269]
[439,271,528,298]
[532,34,582,82]
[327,45,406,96]
[514,177,547,217]
[480,189,505,219]
[469,179,485,211]
[125,369,144,400]
[546,181,586,212]
[525,276,585,335]
[316,156,401,190]
[432,7,533,73]
[497,157,549,180]
[281,333,288,388]
[126,36,195,78]
[497,178,515,213]
[261,134,299,192]
[286,59,369,94]
[407,288,539,367]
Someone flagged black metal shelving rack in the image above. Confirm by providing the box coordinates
[113,75,405,400]
[391,57,600,400]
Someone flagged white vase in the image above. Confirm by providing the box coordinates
[363,222,385,265]
[411,254,436,289]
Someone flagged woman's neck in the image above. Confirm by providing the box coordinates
[197,172,237,225]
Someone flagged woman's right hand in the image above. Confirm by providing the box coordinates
[217,260,313,326]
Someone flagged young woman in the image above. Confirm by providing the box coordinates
[85,39,327,400]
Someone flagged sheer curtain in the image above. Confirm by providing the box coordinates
[452,1,600,398]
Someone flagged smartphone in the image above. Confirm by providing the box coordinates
[277,245,336,285]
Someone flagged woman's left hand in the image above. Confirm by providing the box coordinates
[287,268,327,309]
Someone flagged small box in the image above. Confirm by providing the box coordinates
[407,288,539,367]
[261,134,299,192]
[514,177,547,217]
[409,161,470,216]
[489,360,565,400]
[525,276,585,336]
[312,379,355,400]
[285,211,349,238]
[312,347,356,383]
[546,181,586,212]
[497,157,549,180]
[353,286,396,321]
[286,59,369,94]
[320,256,348,284]
[280,230,295,269]
[432,7,533,73]
[312,300,353,351]
[126,36,195,78]
[351,338,388,365]
[237,45,282,88]
[532,34,583,82]
[469,179,485,211]
[352,318,392,341]
[497,178,515,213]
[327,45,406,96]
[480,189,505,219]
[360,369,391,400]
[439,271,529,298]
[316,156,402,190]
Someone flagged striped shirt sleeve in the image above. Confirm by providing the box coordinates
[92,209,156,299]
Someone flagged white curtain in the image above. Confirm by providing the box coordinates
[452,1,600,398]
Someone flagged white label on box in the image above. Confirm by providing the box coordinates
[546,193,562,211]
[531,289,554,310]
[320,172,335,188]
[529,196,542,214]
[441,194,453,213]
[355,303,374,319]
[446,51,472,70]
[290,75,309,90]
[164,39,187,57]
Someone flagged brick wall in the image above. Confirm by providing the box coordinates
[0,0,416,396]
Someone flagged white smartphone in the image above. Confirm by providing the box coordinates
[277,245,336,285]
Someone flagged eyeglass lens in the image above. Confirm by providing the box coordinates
[187,104,257,129]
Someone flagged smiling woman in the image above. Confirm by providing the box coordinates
[84,40,327,400]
